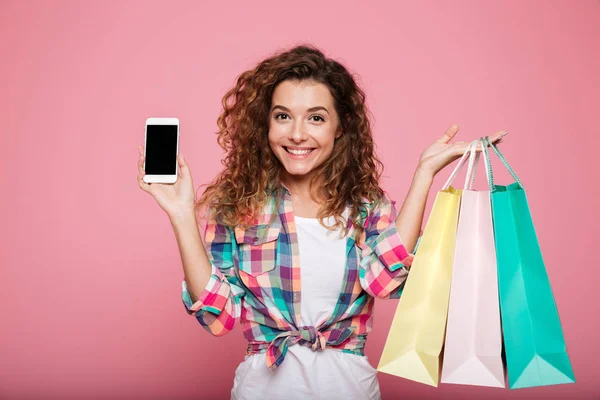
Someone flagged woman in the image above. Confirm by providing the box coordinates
[136,44,505,400]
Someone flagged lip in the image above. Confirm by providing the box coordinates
[284,146,316,150]
[283,146,317,159]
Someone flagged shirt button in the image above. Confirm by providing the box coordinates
[252,237,259,243]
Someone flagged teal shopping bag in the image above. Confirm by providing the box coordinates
[480,137,575,389]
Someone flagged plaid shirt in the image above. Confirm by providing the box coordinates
[181,182,418,371]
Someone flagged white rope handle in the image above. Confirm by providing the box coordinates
[441,140,479,191]
[464,140,481,190]
[480,137,493,189]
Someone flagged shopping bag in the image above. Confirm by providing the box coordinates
[480,136,575,389]
[376,141,475,386]
[440,140,505,387]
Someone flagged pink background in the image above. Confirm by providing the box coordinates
[1,0,598,399]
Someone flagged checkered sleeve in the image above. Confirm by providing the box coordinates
[358,191,421,300]
[181,212,246,336]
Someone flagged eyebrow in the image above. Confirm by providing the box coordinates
[271,105,330,115]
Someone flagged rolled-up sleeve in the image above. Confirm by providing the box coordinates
[181,213,246,336]
[358,191,420,300]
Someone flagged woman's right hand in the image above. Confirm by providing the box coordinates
[137,145,196,220]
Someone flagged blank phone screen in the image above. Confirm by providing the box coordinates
[145,124,178,175]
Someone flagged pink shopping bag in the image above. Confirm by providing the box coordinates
[440,139,505,387]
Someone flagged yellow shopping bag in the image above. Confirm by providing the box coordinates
[376,141,476,386]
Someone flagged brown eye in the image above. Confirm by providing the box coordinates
[311,115,325,122]
[275,113,289,120]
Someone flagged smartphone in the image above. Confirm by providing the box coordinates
[143,117,179,184]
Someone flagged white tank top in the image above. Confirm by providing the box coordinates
[230,213,381,400]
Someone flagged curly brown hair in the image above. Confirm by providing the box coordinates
[194,43,387,241]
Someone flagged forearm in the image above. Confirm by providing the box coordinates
[169,210,212,304]
[395,165,433,253]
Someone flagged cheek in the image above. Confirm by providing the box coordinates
[267,133,279,153]
[266,142,279,161]
[320,146,335,161]
[268,125,286,144]
[320,138,340,162]
[267,135,283,161]
[318,134,336,152]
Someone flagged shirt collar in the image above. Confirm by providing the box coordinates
[268,180,371,225]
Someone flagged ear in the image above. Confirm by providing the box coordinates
[335,128,343,139]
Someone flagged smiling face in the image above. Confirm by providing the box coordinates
[268,79,341,191]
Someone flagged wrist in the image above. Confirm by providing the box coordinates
[169,208,197,226]
[414,162,435,184]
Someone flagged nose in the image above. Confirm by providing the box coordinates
[290,123,307,142]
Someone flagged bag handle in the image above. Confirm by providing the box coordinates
[480,136,523,191]
[480,137,494,189]
[464,140,481,190]
[442,140,480,190]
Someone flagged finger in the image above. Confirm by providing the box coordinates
[137,154,151,192]
[473,141,489,152]
[138,170,151,191]
[138,152,145,172]
[473,135,505,152]
[450,141,469,155]
[138,168,150,191]
[436,124,460,144]
[177,153,187,177]
[488,130,508,143]
[138,176,151,191]
[137,146,147,177]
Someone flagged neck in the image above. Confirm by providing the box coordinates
[279,172,325,202]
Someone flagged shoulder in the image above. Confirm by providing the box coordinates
[201,205,234,244]
[364,191,397,229]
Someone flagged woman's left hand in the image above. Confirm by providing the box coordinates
[417,124,507,177]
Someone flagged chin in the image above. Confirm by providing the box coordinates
[283,167,312,176]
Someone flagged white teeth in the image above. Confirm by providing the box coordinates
[286,147,314,155]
